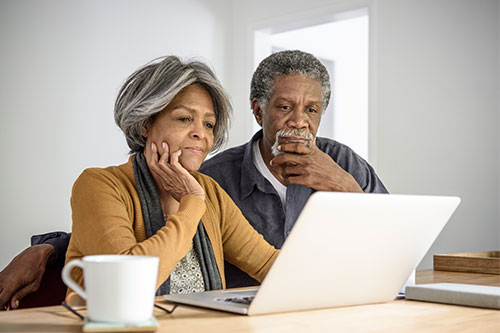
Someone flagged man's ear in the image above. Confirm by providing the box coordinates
[251,99,263,127]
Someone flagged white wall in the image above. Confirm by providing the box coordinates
[0,0,232,270]
[231,0,499,269]
[374,0,499,268]
[1,0,498,272]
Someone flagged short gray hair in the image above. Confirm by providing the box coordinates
[115,56,232,153]
[250,50,331,113]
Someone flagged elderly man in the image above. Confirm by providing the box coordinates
[201,50,387,287]
[0,50,387,309]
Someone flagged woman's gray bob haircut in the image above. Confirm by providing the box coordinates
[250,50,331,113]
[115,56,232,153]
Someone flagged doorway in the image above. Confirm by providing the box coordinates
[253,13,369,159]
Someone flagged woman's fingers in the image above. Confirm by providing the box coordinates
[169,149,183,170]
[145,142,160,176]
[159,142,170,165]
[151,143,159,164]
[146,141,205,201]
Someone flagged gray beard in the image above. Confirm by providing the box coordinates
[271,129,314,157]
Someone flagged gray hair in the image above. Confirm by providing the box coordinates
[114,56,232,153]
[250,50,331,113]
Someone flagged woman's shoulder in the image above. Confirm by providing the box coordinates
[73,159,134,192]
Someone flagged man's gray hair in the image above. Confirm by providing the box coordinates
[250,50,331,113]
[115,56,232,153]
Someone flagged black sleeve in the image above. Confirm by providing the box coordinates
[30,232,71,267]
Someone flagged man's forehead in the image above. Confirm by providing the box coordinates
[270,74,322,101]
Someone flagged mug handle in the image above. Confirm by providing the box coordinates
[61,259,87,300]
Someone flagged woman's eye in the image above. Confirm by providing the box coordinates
[179,116,191,122]
[205,122,214,130]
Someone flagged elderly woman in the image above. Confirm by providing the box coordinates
[66,56,278,295]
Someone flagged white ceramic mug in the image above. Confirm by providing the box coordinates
[61,255,159,323]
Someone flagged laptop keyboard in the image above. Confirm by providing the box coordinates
[218,296,255,305]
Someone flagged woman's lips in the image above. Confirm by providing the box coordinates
[183,147,204,155]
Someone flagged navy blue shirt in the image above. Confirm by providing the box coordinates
[35,130,387,288]
[200,130,388,287]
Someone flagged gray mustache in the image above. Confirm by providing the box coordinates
[275,129,313,141]
[271,129,313,157]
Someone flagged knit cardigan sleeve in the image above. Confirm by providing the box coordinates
[68,167,206,291]
[195,173,279,284]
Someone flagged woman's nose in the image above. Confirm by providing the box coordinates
[190,120,205,139]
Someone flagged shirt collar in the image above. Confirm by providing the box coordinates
[240,130,277,199]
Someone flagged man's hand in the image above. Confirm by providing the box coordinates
[0,244,55,310]
[270,142,363,193]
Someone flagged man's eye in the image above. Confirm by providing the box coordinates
[307,107,318,113]
[179,117,191,122]
[279,105,291,111]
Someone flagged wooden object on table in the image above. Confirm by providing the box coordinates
[434,251,500,274]
[416,269,500,286]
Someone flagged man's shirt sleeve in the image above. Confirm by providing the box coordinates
[31,232,71,266]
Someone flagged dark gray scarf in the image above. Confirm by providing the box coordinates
[132,152,222,295]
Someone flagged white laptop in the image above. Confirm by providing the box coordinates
[164,192,460,315]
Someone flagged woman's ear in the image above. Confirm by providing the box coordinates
[142,119,152,138]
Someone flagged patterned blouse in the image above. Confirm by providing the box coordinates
[166,212,205,294]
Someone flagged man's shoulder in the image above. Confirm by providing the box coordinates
[316,136,358,157]
[200,144,246,174]
[315,136,371,169]
[316,136,388,193]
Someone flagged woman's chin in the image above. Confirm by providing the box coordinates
[180,158,202,172]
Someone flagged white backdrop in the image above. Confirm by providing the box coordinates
[0,0,233,270]
[0,0,498,271]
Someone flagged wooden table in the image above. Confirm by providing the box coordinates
[0,270,499,332]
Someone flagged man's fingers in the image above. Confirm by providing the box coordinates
[277,142,312,155]
[283,174,308,186]
[271,153,304,167]
[10,283,39,309]
[0,284,17,309]
[282,164,305,177]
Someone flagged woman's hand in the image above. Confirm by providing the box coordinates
[146,142,205,201]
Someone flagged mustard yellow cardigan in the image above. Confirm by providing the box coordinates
[66,156,278,291]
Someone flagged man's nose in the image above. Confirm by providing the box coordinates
[287,108,308,129]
